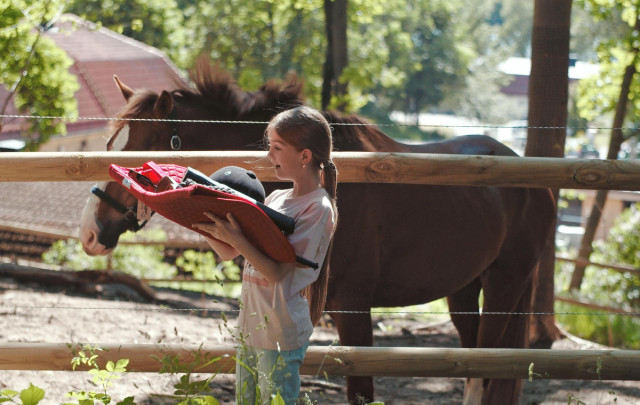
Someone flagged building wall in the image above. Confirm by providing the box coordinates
[558,190,640,249]
[38,129,111,152]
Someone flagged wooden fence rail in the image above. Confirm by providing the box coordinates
[1,343,639,380]
[2,151,640,190]
[556,256,640,277]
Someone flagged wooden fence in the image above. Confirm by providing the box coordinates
[2,151,640,190]
[2,151,640,380]
[556,256,640,277]
[1,343,639,380]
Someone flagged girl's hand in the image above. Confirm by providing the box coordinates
[195,211,294,283]
[193,211,244,247]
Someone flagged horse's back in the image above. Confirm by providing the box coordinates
[404,134,519,156]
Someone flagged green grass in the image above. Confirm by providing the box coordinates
[555,300,640,350]
[372,298,450,324]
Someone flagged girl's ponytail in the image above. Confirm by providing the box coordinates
[305,158,338,325]
[322,159,338,202]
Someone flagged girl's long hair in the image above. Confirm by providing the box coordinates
[266,106,338,325]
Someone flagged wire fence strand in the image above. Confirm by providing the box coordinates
[0,113,632,131]
[1,303,638,317]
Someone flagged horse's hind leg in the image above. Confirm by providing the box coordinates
[477,260,536,405]
[480,281,533,404]
[329,309,374,404]
[447,278,483,405]
[447,277,481,348]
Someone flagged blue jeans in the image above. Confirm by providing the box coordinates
[235,343,308,405]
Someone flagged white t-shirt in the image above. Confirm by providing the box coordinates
[237,187,336,350]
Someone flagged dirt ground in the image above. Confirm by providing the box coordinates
[1,276,639,405]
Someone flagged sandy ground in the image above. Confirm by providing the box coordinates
[1,276,639,405]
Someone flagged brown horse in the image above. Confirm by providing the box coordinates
[79,59,555,404]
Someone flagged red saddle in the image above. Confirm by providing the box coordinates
[109,161,296,264]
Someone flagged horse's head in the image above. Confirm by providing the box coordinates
[80,76,179,255]
[79,59,305,255]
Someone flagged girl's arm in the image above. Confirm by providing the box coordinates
[203,236,241,261]
[193,211,295,282]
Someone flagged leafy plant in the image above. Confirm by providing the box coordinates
[153,345,226,405]
[591,204,640,310]
[555,203,640,349]
[43,228,176,279]
[175,249,240,284]
[0,384,45,405]
[66,344,135,405]
[169,249,242,297]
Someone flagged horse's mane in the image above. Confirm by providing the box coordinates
[173,57,305,119]
[112,56,402,152]
[174,59,402,151]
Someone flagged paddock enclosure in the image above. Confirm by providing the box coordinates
[1,151,640,385]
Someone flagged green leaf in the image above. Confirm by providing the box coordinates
[0,389,18,397]
[19,384,45,405]
[114,359,130,372]
[177,397,220,405]
[269,392,285,405]
[202,397,219,405]
[115,397,136,405]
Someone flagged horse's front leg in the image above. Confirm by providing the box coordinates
[330,309,374,405]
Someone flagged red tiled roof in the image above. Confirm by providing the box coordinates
[1,13,186,142]
[48,16,169,63]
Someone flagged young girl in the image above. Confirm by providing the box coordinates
[193,106,338,405]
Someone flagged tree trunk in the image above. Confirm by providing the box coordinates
[525,0,572,347]
[321,0,334,111]
[321,0,348,111]
[569,16,640,291]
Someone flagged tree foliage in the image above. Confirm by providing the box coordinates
[180,0,327,104]
[2,0,556,148]
[589,204,640,310]
[0,0,79,150]
[575,0,640,128]
[179,0,510,116]
[376,0,471,117]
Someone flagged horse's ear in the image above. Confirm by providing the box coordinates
[154,90,174,118]
[114,75,134,101]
